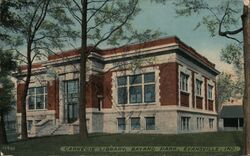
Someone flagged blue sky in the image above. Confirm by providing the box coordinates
[132,0,242,73]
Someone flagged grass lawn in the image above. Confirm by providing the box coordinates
[0,131,243,156]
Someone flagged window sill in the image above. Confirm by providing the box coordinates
[117,103,156,107]
[27,109,48,112]
[131,129,141,131]
[196,95,203,99]
[180,91,190,95]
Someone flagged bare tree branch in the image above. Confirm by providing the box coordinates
[31,0,50,42]
[87,0,110,23]
[72,0,83,15]
[217,1,243,43]
[65,1,82,25]
[89,0,138,54]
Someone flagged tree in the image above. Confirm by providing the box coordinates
[217,72,234,109]
[0,50,16,144]
[167,0,250,154]
[64,0,159,139]
[0,0,77,139]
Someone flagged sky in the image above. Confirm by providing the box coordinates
[131,0,242,74]
[14,0,241,74]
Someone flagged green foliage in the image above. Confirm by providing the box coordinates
[217,72,235,106]
[0,49,16,113]
[0,49,16,75]
[174,0,242,38]
[0,76,15,114]
[220,43,243,72]
[217,72,243,107]
[1,0,78,62]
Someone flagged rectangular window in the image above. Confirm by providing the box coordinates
[197,117,200,129]
[202,118,205,128]
[117,73,155,104]
[28,86,47,110]
[180,72,189,92]
[196,80,202,96]
[129,75,142,84]
[145,117,155,130]
[209,118,214,129]
[208,85,213,100]
[197,117,204,130]
[144,73,155,103]
[131,117,140,130]
[27,120,33,131]
[181,117,190,131]
[118,87,127,104]
[117,118,126,130]
[144,84,155,103]
[117,76,128,104]
[130,86,142,103]
[64,80,79,123]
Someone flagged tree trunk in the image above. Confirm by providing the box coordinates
[0,112,7,144]
[79,0,88,139]
[242,4,250,155]
[20,43,32,140]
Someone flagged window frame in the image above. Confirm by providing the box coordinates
[131,117,140,130]
[195,79,203,96]
[117,72,156,105]
[181,116,190,131]
[117,118,126,131]
[208,85,213,100]
[209,118,214,129]
[180,72,189,92]
[27,86,47,110]
[145,117,155,130]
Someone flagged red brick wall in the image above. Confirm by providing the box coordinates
[102,72,112,108]
[180,92,189,107]
[159,62,178,106]
[17,83,25,113]
[208,100,213,111]
[47,80,59,119]
[86,75,103,108]
[196,96,203,109]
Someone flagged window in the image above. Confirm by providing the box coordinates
[145,117,155,130]
[144,73,155,103]
[180,72,189,92]
[131,117,140,130]
[181,117,190,131]
[208,85,213,100]
[197,117,201,129]
[27,120,33,131]
[197,117,204,130]
[117,118,126,130]
[195,80,202,96]
[117,76,128,104]
[64,80,79,123]
[28,87,47,110]
[117,72,155,104]
[209,118,214,129]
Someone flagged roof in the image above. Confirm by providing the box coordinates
[19,36,219,73]
[99,36,216,69]
[220,105,243,118]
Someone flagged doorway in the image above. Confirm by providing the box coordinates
[64,80,79,123]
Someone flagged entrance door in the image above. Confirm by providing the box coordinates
[64,80,79,123]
